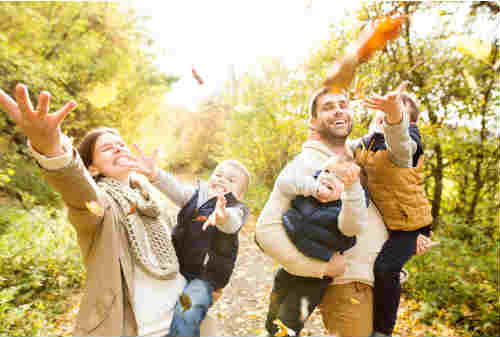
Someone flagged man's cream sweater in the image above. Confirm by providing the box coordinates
[255,140,388,286]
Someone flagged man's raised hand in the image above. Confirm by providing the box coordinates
[0,84,76,156]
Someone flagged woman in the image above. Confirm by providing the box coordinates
[0,84,203,336]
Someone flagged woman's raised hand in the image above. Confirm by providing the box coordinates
[0,84,76,156]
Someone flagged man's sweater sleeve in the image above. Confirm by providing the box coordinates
[338,180,367,237]
[383,103,418,168]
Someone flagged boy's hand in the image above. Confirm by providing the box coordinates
[416,232,440,256]
[202,194,228,230]
[336,162,361,188]
[363,81,408,124]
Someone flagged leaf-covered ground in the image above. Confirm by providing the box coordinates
[52,217,462,336]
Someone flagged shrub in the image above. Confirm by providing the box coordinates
[402,214,499,337]
[0,205,84,336]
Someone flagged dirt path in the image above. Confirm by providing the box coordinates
[209,218,327,336]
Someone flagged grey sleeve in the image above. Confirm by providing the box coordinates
[383,106,418,168]
[153,169,196,207]
[338,180,367,237]
[216,205,249,234]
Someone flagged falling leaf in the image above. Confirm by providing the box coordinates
[350,297,361,305]
[179,294,192,312]
[86,82,119,108]
[196,215,208,222]
[273,319,296,336]
[192,67,204,85]
[357,15,407,62]
[456,37,492,64]
[127,203,137,216]
[85,201,104,217]
[324,15,406,92]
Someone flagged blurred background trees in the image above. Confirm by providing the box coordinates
[0,1,498,336]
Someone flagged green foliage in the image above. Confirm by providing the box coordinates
[0,205,84,336]
[403,214,499,336]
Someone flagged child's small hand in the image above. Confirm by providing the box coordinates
[336,162,360,188]
[202,194,228,230]
[363,81,408,124]
[416,232,440,256]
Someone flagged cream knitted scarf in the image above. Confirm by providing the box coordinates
[98,177,179,280]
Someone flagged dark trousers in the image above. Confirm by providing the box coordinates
[373,225,431,335]
[265,268,330,336]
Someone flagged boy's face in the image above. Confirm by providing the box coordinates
[316,165,345,202]
[369,110,385,134]
[208,163,246,198]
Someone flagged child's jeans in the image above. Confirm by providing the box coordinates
[167,278,215,337]
[373,225,431,335]
[265,268,330,336]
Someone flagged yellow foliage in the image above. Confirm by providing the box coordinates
[456,37,492,64]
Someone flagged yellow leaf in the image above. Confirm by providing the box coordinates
[457,37,492,64]
[273,319,295,336]
[85,201,104,217]
[86,82,119,108]
[179,294,192,312]
[463,69,478,89]
[350,297,361,305]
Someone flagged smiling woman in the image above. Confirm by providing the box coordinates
[0,84,210,336]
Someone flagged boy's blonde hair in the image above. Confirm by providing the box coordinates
[217,160,251,197]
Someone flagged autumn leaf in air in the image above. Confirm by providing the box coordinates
[86,201,104,217]
[192,67,204,85]
[324,15,407,93]
[273,319,295,336]
[179,294,192,312]
[128,203,137,216]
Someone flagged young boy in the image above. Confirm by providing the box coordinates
[264,156,368,336]
[140,159,251,337]
[356,84,436,337]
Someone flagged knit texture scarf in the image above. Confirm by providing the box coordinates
[98,177,179,280]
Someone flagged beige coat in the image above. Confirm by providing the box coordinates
[43,149,139,336]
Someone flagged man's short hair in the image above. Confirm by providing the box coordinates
[308,88,330,120]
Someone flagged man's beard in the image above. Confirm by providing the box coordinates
[316,121,352,146]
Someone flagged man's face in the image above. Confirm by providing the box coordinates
[314,92,353,140]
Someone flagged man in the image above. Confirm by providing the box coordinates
[256,88,387,337]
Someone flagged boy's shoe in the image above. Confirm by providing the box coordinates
[400,268,409,284]
[371,332,391,337]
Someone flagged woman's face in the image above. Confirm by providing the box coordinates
[89,132,136,182]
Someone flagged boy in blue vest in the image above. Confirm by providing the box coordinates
[135,157,250,337]
[264,156,368,336]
